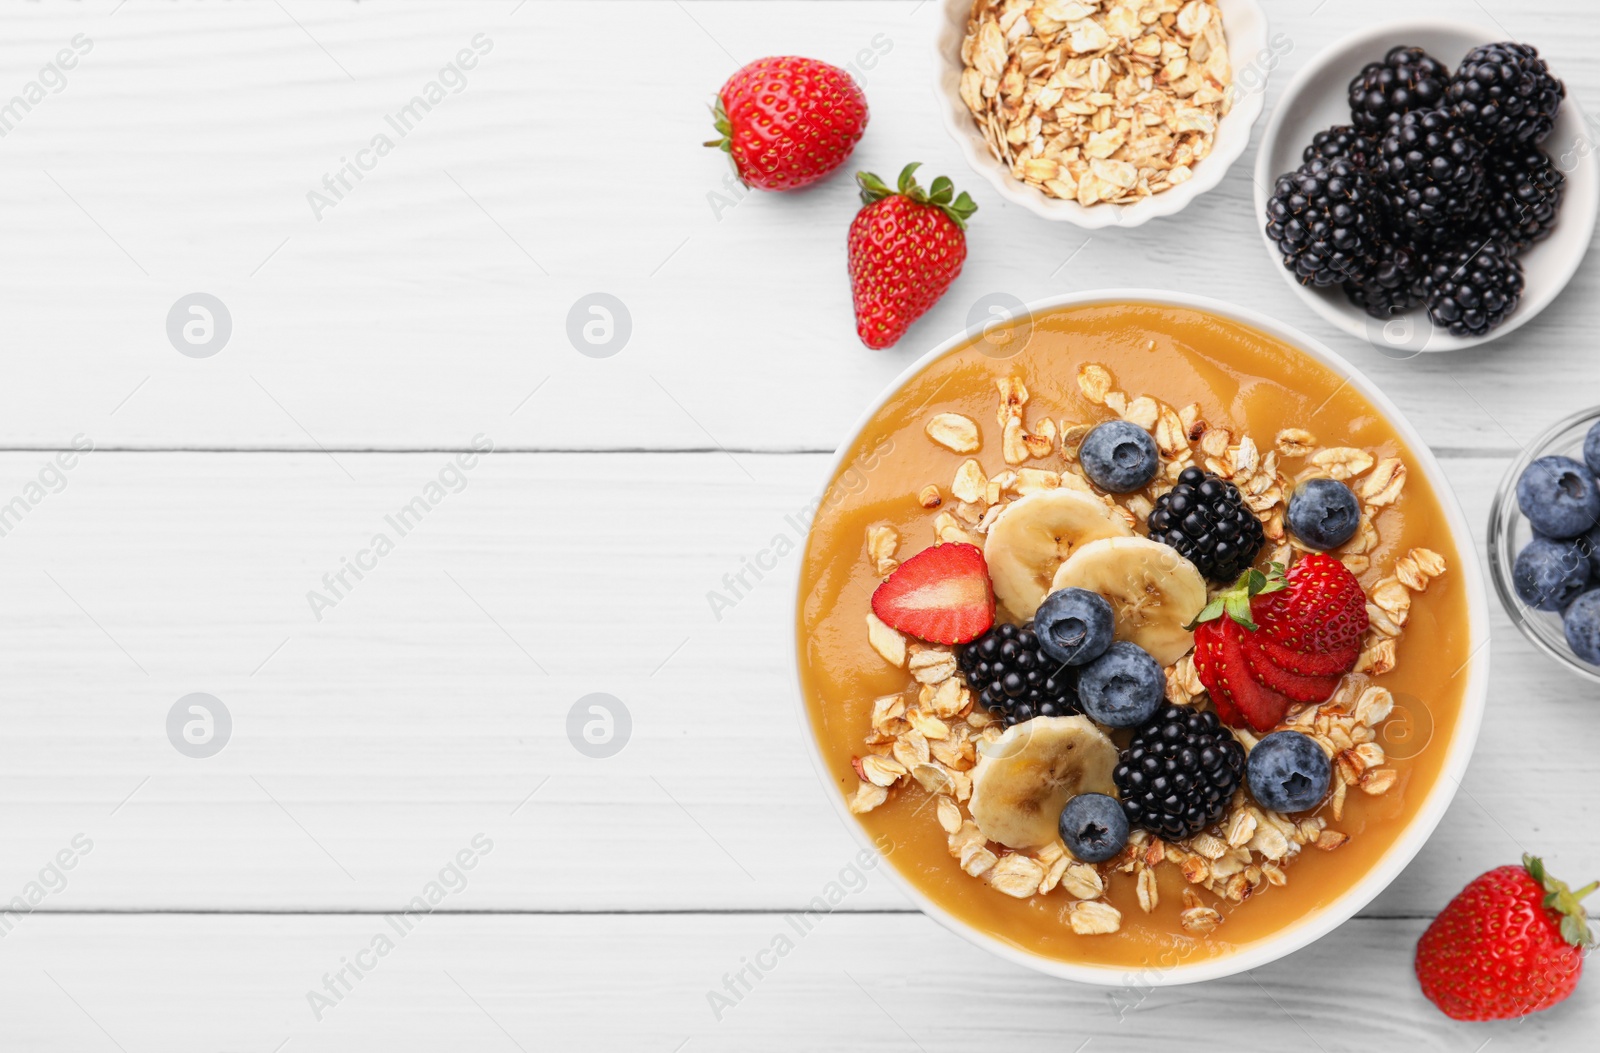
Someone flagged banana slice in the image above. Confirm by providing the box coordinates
[968,715,1118,850]
[1049,536,1206,666]
[983,490,1132,620]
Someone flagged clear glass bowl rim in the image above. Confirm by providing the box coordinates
[1486,405,1600,684]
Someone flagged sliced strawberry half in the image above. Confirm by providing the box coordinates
[1255,633,1361,677]
[1193,617,1291,732]
[870,542,994,645]
[1242,630,1341,705]
[1192,619,1241,727]
[1255,553,1368,655]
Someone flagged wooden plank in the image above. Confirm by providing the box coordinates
[0,450,1593,913]
[0,1,1596,453]
[0,913,1590,1050]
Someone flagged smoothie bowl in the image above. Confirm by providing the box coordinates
[792,291,1488,984]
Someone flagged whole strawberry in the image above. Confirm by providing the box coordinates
[1416,854,1595,1021]
[848,164,976,350]
[707,56,868,191]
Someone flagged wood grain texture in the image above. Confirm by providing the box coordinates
[0,0,1595,453]
[1,0,1598,1046]
[0,914,1594,1051]
[0,452,1592,915]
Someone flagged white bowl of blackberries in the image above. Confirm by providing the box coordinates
[1489,409,1600,683]
[1255,22,1598,352]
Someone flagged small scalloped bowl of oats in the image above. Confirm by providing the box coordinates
[934,0,1269,227]
[793,291,1490,984]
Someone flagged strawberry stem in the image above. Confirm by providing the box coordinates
[855,163,978,230]
[1525,854,1597,949]
[1186,563,1287,632]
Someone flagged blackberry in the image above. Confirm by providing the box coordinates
[1447,41,1565,148]
[957,621,1079,727]
[1423,239,1524,338]
[1113,705,1246,840]
[1343,238,1425,318]
[1375,109,1486,234]
[1146,466,1265,584]
[1302,124,1377,171]
[1474,147,1564,250]
[1264,156,1378,287]
[1347,45,1450,134]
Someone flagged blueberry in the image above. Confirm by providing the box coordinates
[1585,420,1600,476]
[1079,420,1159,493]
[1516,455,1600,539]
[1513,536,1590,611]
[1033,588,1115,666]
[1058,792,1128,863]
[1564,590,1600,665]
[1285,477,1361,550]
[1578,523,1600,581]
[1246,731,1332,813]
[1076,641,1164,728]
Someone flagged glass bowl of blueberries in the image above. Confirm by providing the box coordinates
[1488,408,1600,682]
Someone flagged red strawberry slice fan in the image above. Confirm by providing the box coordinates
[1190,555,1369,731]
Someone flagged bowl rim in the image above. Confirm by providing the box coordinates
[1251,17,1600,352]
[929,0,1270,228]
[1486,405,1600,684]
[789,288,1491,986]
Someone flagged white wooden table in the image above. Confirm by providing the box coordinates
[1,0,1597,1048]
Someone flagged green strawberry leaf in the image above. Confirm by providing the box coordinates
[1225,592,1258,632]
[900,163,923,195]
[856,170,896,204]
[1185,562,1286,632]
[704,98,732,149]
[948,191,979,226]
[1524,853,1597,949]
[856,164,979,229]
[704,97,746,181]
[1190,595,1227,627]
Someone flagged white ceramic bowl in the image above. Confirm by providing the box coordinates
[1254,20,1599,352]
[931,0,1270,228]
[792,289,1490,985]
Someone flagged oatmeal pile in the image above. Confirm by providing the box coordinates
[850,363,1447,936]
[959,0,1233,206]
